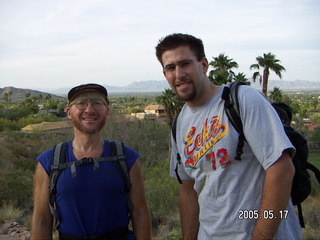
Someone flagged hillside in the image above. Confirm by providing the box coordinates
[40,79,320,95]
[250,79,320,92]
[0,86,63,102]
[1,79,320,99]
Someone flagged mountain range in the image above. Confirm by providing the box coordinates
[0,86,63,101]
[53,79,320,94]
[1,80,320,102]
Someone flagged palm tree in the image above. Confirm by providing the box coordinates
[3,91,12,104]
[209,53,239,85]
[250,52,285,96]
[156,89,184,126]
[233,72,251,85]
[269,87,283,102]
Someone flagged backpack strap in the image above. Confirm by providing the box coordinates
[296,203,305,228]
[221,82,247,160]
[49,141,133,229]
[172,113,179,143]
[306,162,320,183]
[110,141,133,212]
[49,141,68,229]
[171,113,183,184]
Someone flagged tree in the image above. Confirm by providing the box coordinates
[269,87,283,102]
[208,54,239,85]
[156,89,184,126]
[3,91,12,104]
[233,72,251,85]
[45,95,52,101]
[311,127,320,142]
[250,52,285,96]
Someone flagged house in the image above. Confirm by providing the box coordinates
[305,123,320,132]
[144,105,165,117]
[130,104,166,121]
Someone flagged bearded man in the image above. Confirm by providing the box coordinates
[32,83,151,240]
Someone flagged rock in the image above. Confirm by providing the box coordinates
[20,231,31,240]
[0,221,30,240]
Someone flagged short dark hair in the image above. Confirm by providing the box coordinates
[155,33,206,65]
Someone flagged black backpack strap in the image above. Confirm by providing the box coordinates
[221,82,247,160]
[49,141,68,229]
[306,162,320,183]
[296,203,305,228]
[110,141,133,212]
[172,113,179,143]
[171,113,183,184]
[52,156,119,178]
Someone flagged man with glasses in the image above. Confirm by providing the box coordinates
[155,34,301,239]
[32,83,151,240]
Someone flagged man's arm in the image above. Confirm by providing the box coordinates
[129,160,152,240]
[179,180,199,240]
[251,150,295,239]
[31,163,53,240]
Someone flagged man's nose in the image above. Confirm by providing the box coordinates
[175,65,186,79]
[84,102,95,112]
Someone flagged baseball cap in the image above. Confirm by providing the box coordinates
[68,83,109,104]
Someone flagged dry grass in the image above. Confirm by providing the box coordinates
[0,202,24,223]
[301,196,320,239]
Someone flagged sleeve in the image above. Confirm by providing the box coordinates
[36,149,54,176]
[124,146,140,170]
[238,86,295,170]
[169,125,193,181]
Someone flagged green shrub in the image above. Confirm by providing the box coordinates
[0,168,33,206]
[0,118,20,131]
[0,201,24,223]
[144,158,179,220]
[302,196,320,239]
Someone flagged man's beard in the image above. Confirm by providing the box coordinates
[175,82,197,102]
[71,117,106,134]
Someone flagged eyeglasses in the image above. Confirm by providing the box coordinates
[163,59,194,73]
[74,99,106,111]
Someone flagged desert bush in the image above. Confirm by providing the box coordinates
[103,113,180,233]
[0,201,24,223]
[0,118,20,131]
[0,113,61,132]
[18,113,60,128]
[0,105,38,121]
[103,113,170,167]
[0,168,33,206]
[302,196,320,239]
[144,158,179,218]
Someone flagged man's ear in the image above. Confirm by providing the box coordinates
[106,106,110,116]
[201,57,209,73]
[66,107,72,119]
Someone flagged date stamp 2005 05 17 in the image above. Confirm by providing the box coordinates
[238,210,288,220]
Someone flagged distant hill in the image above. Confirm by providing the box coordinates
[108,80,170,93]
[2,80,320,99]
[0,86,63,102]
[250,79,320,92]
[44,81,171,95]
[108,79,320,93]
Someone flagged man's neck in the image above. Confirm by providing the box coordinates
[186,82,220,108]
[72,131,104,159]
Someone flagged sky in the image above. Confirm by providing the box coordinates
[0,0,319,91]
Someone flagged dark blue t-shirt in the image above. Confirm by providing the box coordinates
[37,140,139,237]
